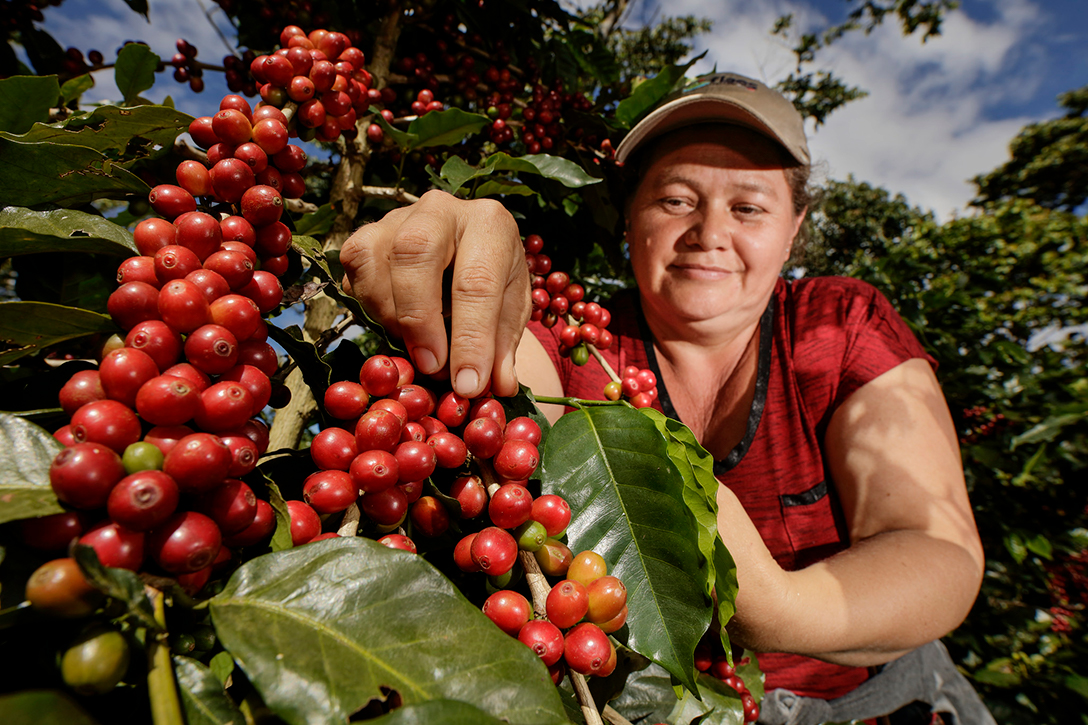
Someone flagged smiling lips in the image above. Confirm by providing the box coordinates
[669,262,733,279]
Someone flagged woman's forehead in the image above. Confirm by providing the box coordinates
[643,124,792,172]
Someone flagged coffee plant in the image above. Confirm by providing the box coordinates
[0,3,763,724]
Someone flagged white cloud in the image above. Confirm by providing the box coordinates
[618,0,1051,219]
[38,0,237,115]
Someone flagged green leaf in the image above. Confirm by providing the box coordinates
[540,405,711,692]
[292,233,392,344]
[0,206,137,257]
[0,412,64,524]
[1011,411,1087,449]
[406,107,491,149]
[72,543,160,631]
[363,700,510,725]
[0,75,59,134]
[209,537,566,725]
[7,105,192,164]
[209,651,235,686]
[114,43,159,105]
[615,56,701,129]
[484,152,601,188]
[1066,674,1088,701]
[0,302,116,364]
[293,202,337,237]
[605,662,678,725]
[438,155,484,193]
[369,105,416,151]
[60,74,94,105]
[1024,533,1053,560]
[472,179,537,198]
[669,673,744,725]
[0,689,101,725]
[972,658,1021,687]
[0,135,151,207]
[173,655,246,725]
[1003,532,1028,564]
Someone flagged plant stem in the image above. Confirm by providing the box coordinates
[519,553,605,725]
[146,587,185,725]
[533,395,625,408]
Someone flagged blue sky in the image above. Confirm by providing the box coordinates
[30,0,1088,220]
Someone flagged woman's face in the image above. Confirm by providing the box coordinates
[626,125,805,333]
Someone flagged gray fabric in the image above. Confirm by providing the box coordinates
[757,641,996,725]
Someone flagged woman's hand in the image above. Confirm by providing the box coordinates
[340,190,531,398]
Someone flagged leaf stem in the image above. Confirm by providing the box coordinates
[532,395,625,409]
[146,587,185,725]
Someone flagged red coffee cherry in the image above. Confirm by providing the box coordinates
[212,108,252,145]
[134,218,177,256]
[530,494,571,537]
[463,417,504,460]
[24,557,104,618]
[198,479,258,534]
[107,470,180,532]
[163,432,232,494]
[377,534,416,553]
[147,511,222,574]
[108,281,161,330]
[354,409,403,453]
[535,538,574,578]
[237,270,283,314]
[210,158,255,204]
[209,294,262,341]
[70,400,141,454]
[194,381,254,433]
[426,432,467,469]
[220,215,256,245]
[311,427,358,471]
[203,250,254,291]
[563,622,612,676]
[409,496,450,537]
[158,279,211,333]
[240,184,284,227]
[546,579,589,629]
[393,441,436,483]
[219,364,271,412]
[518,620,565,666]
[236,340,279,377]
[184,324,239,375]
[349,449,399,493]
[222,498,276,548]
[50,443,126,510]
[323,381,368,420]
[387,384,436,421]
[586,575,627,624]
[359,485,408,527]
[493,439,540,480]
[185,268,231,303]
[175,160,212,197]
[135,375,200,426]
[59,370,106,416]
[303,470,358,514]
[100,348,160,408]
[149,184,197,220]
[219,434,259,477]
[79,520,146,571]
[252,118,289,155]
[253,221,292,257]
[162,363,210,393]
[489,484,533,529]
[143,425,194,456]
[504,416,542,446]
[435,390,469,428]
[117,255,160,287]
[449,475,487,518]
[233,142,268,173]
[175,211,224,262]
[482,590,531,636]
[125,320,183,371]
[469,527,518,576]
[359,355,399,397]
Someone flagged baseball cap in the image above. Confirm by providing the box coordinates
[615,72,810,166]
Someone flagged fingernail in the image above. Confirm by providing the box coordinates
[455,367,479,396]
[414,348,439,374]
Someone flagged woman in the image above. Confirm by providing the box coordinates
[341,73,992,724]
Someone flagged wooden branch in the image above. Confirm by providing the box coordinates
[337,503,361,537]
[602,705,635,725]
[285,198,318,214]
[358,185,420,204]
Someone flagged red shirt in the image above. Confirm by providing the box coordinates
[530,276,935,699]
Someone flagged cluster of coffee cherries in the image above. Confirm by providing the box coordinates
[603,366,659,409]
[169,38,208,93]
[513,80,595,155]
[694,638,760,723]
[524,234,614,366]
[243,25,372,144]
[959,405,1008,445]
[365,87,446,146]
[483,549,627,682]
[304,354,544,542]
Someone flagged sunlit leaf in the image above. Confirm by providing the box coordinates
[615,56,701,128]
[209,537,566,725]
[484,152,601,188]
[0,412,64,524]
[114,43,159,105]
[59,74,95,105]
[9,105,191,163]
[540,405,711,691]
[0,206,137,257]
[406,107,490,149]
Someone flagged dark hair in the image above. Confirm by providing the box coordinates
[619,124,818,259]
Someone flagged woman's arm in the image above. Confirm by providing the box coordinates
[718,358,984,667]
